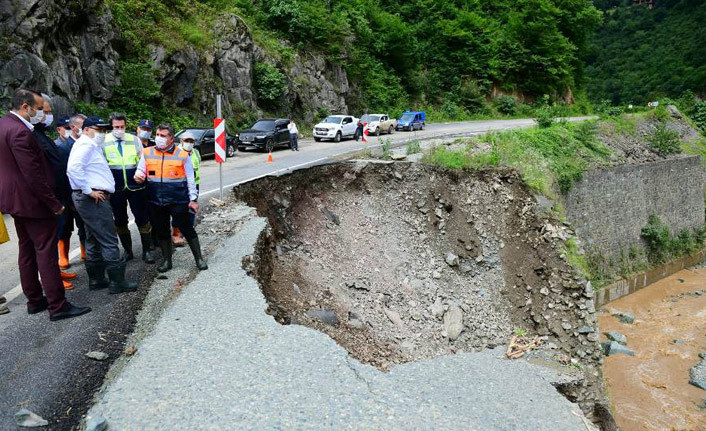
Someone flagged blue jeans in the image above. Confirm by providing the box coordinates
[290,133,298,149]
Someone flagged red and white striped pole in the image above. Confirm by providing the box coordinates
[362,122,368,143]
[214,95,225,200]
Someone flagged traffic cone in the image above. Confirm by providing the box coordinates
[362,129,368,143]
[267,151,274,163]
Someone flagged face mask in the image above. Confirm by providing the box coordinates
[181,141,194,152]
[113,129,125,139]
[155,136,169,149]
[76,128,83,137]
[93,132,106,145]
[63,129,71,139]
[28,107,44,125]
[42,114,53,127]
[139,130,151,140]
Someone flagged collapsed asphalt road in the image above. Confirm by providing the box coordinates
[0,117,593,430]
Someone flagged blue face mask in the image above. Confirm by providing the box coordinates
[139,130,151,140]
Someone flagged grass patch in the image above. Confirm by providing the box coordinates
[406,140,421,155]
[422,121,613,197]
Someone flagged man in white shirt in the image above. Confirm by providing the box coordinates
[67,116,138,295]
[287,120,299,151]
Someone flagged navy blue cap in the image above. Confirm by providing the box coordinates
[138,119,154,129]
[83,116,111,129]
[56,116,70,128]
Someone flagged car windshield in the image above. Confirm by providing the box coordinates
[322,116,343,124]
[251,120,275,131]
[175,129,206,140]
[367,115,382,122]
[400,114,414,122]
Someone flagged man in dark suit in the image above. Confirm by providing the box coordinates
[33,94,77,290]
[0,89,90,321]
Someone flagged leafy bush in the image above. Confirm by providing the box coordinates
[534,106,556,128]
[381,139,391,159]
[254,62,287,105]
[493,96,517,116]
[641,214,706,265]
[648,123,681,155]
[605,107,623,118]
[692,101,706,133]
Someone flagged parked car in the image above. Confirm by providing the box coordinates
[313,115,359,142]
[361,114,397,136]
[396,111,426,131]
[175,128,237,158]
[236,118,292,152]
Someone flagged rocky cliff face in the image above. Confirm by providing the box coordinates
[0,1,349,120]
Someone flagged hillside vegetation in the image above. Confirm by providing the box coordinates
[585,0,706,105]
[106,0,601,117]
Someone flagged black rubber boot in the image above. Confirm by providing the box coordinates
[140,233,156,264]
[85,261,109,290]
[158,240,173,273]
[187,237,208,270]
[118,232,134,261]
[107,261,138,294]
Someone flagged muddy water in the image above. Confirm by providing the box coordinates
[598,268,706,431]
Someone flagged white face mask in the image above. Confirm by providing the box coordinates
[112,129,125,139]
[139,130,151,140]
[28,107,44,125]
[42,113,54,127]
[63,129,72,139]
[181,141,194,152]
[154,136,169,149]
[93,132,106,145]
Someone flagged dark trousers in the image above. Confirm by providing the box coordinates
[151,204,197,242]
[171,185,199,228]
[110,189,150,228]
[72,191,121,264]
[12,215,68,314]
[57,204,86,241]
[290,133,298,150]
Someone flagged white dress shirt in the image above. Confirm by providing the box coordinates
[10,111,34,131]
[136,145,198,201]
[287,122,299,135]
[67,135,116,194]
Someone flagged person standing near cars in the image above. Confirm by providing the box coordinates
[103,113,155,263]
[288,120,299,151]
[134,124,207,273]
[0,88,91,321]
[67,116,138,295]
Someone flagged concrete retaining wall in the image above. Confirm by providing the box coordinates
[566,156,706,256]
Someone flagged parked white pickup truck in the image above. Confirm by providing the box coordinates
[361,114,397,136]
[313,115,359,142]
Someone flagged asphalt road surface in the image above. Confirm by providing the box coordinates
[0,117,591,430]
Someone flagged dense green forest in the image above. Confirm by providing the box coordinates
[585,0,706,105]
[107,0,601,116]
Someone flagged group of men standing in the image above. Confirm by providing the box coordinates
[0,88,207,322]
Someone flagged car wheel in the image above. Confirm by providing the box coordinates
[265,138,274,153]
[421,123,425,130]
[388,126,393,134]
[226,144,236,158]
[375,127,380,137]
[314,137,321,142]
[334,132,341,143]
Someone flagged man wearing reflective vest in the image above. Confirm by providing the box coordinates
[134,123,207,272]
[104,113,155,263]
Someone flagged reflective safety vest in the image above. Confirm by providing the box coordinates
[182,147,201,186]
[104,132,143,191]
[143,146,190,206]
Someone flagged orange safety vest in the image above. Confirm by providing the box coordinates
[142,146,190,205]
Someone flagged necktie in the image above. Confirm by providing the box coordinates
[117,140,123,156]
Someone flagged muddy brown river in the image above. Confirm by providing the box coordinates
[598,268,706,431]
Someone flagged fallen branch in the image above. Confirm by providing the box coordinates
[506,334,542,359]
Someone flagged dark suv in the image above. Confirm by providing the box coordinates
[236,118,292,152]
[174,128,237,158]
